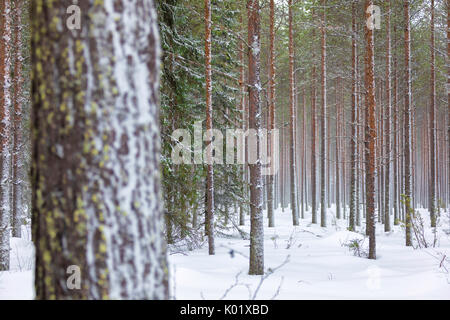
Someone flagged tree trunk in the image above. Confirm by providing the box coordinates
[31,0,169,299]
[429,0,437,228]
[404,0,413,247]
[384,0,392,232]
[301,87,306,219]
[336,77,341,220]
[349,2,357,231]
[11,0,25,239]
[365,0,377,259]
[393,24,399,225]
[239,12,246,227]
[0,0,12,271]
[311,8,318,225]
[320,0,327,228]
[204,0,215,255]
[288,0,299,226]
[247,0,264,276]
[267,0,276,228]
[447,0,450,221]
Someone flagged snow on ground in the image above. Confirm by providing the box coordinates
[0,226,34,300]
[169,206,450,300]
[0,207,449,300]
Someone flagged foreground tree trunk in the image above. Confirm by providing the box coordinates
[404,0,413,247]
[0,0,12,271]
[247,0,264,276]
[204,0,215,255]
[31,0,169,299]
[288,0,299,226]
[365,0,377,259]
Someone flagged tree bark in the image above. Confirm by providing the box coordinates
[336,77,341,220]
[301,87,306,219]
[289,0,299,226]
[204,0,215,255]
[247,0,264,276]
[384,0,392,232]
[365,0,377,259]
[404,0,413,247]
[31,0,169,299]
[393,24,399,225]
[447,0,450,221]
[239,12,246,227]
[12,0,25,239]
[267,0,276,227]
[429,0,437,228]
[320,0,327,228]
[311,8,318,225]
[349,2,357,231]
[0,0,12,271]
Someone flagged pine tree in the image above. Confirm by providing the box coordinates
[247,0,264,276]
[311,7,318,225]
[11,0,26,239]
[349,1,357,231]
[384,0,392,232]
[336,77,341,220]
[404,0,413,247]
[204,0,215,255]
[31,0,169,299]
[289,0,299,226]
[320,0,327,228]
[0,0,12,271]
[267,0,276,228]
[429,0,437,228]
[365,0,377,259]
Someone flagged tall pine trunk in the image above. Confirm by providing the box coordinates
[336,77,341,220]
[384,0,392,232]
[289,0,299,226]
[311,8,318,225]
[349,2,357,231]
[267,0,276,227]
[12,0,25,239]
[239,12,246,227]
[0,0,12,271]
[393,25,399,225]
[31,0,169,299]
[365,0,377,259]
[247,0,264,276]
[447,0,450,220]
[404,0,413,247]
[429,0,437,228]
[204,0,215,255]
[301,87,306,219]
[320,0,327,228]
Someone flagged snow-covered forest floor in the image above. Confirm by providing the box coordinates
[170,207,450,300]
[1,207,449,300]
